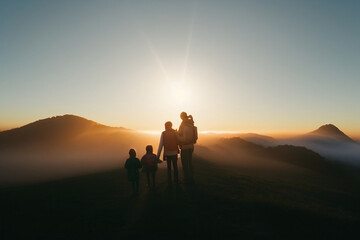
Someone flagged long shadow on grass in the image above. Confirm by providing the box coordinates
[1,157,360,239]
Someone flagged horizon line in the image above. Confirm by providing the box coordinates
[1,114,360,139]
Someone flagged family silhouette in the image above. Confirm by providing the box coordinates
[124,112,197,195]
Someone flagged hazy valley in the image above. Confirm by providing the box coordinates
[1,115,360,239]
[1,114,359,186]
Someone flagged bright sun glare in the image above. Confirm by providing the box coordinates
[167,81,191,107]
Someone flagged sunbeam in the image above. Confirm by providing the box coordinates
[182,7,195,84]
[140,30,169,81]
[182,15,194,82]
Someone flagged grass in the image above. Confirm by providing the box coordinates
[1,156,360,239]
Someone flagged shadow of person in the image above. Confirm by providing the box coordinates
[162,183,186,200]
[173,184,186,199]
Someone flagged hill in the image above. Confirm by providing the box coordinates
[0,115,122,149]
[299,124,357,147]
[203,137,332,172]
[308,124,355,143]
[1,116,358,186]
[238,133,277,146]
[1,117,360,238]
[279,124,360,165]
[1,154,360,239]
[0,115,159,186]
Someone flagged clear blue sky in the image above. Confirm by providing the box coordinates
[1,0,359,135]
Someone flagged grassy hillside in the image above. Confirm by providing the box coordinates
[1,155,360,239]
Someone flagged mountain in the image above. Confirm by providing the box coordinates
[196,137,330,172]
[307,124,355,142]
[0,115,123,149]
[279,124,360,165]
[298,124,358,148]
[238,133,278,147]
[0,115,354,185]
[0,115,160,185]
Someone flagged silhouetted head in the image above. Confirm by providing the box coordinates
[165,121,172,130]
[129,148,136,158]
[180,112,194,123]
[180,112,188,120]
[146,145,153,153]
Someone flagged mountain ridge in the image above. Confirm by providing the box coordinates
[201,137,332,172]
[0,114,125,149]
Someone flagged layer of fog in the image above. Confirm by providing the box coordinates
[200,133,360,166]
[277,137,360,166]
[1,130,360,187]
[0,130,160,187]
[0,131,300,187]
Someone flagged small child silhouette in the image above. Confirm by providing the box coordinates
[124,148,142,195]
[141,145,159,189]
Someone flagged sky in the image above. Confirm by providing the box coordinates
[1,0,359,135]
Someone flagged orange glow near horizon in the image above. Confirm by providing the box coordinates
[137,129,360,139]
[1,1,360,142]
[2,117,360,140]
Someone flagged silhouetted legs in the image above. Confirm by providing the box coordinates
[145,170,156,189]
[166,155,178,184]
[181,148,194,184]
[132,180,139,195]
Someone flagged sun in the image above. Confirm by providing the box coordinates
[167,80,191,107]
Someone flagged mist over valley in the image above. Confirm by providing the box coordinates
[1,115,359,186]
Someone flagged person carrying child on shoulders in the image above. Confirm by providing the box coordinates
[177,112,197,185]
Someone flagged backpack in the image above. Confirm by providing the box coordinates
[185,124,198,144]
[179,119,198,145]
[163,130,179,151]
[193,125,198,144]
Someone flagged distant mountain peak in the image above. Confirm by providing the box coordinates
[309,124,354,142]
[38,114,96,123]
[314,124,341,134]
[21,114,104,129]
[0,114,126,149]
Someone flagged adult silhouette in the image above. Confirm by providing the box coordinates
[177,112,195,184]
[157,121,179,185]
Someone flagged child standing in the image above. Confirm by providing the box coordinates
[141,145,159,189]
[124,148,142,195]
